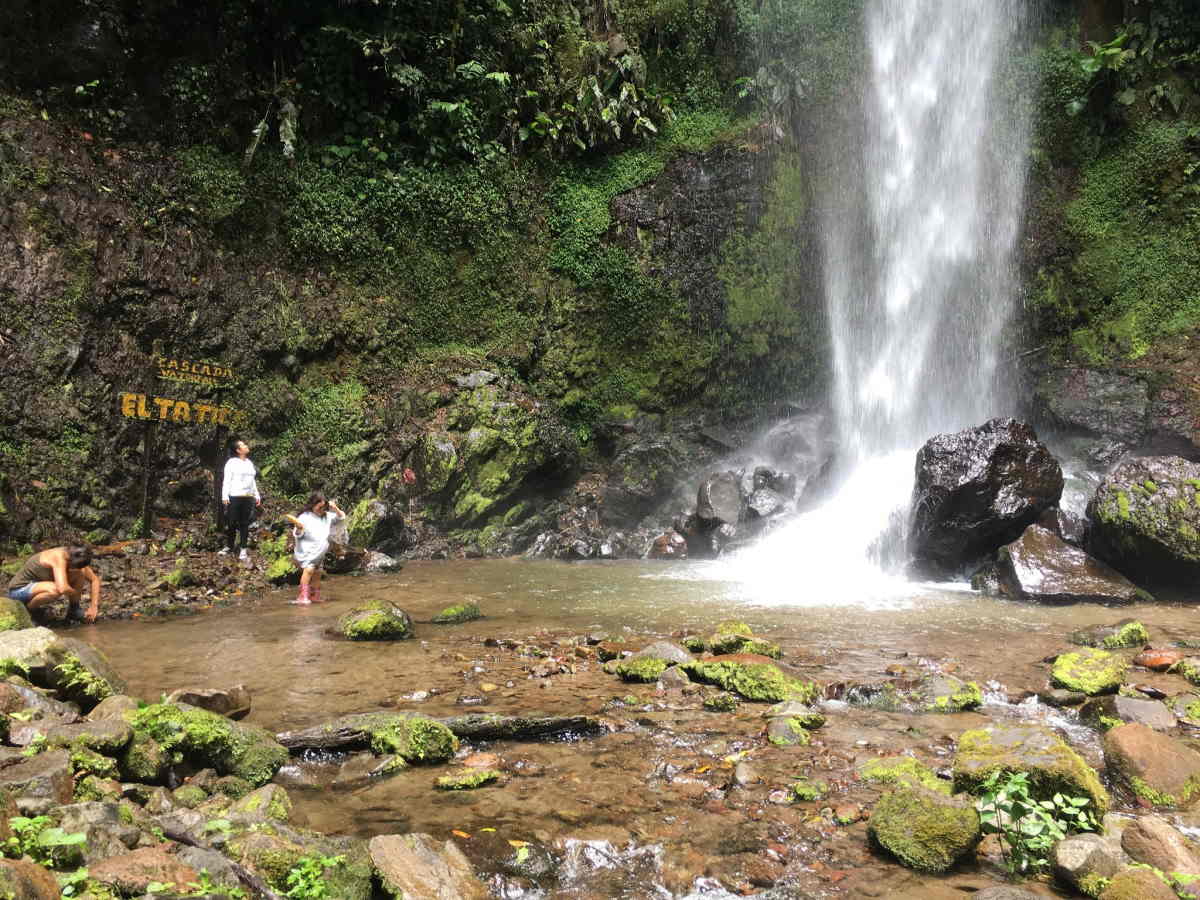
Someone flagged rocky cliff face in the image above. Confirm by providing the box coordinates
[0,97,820,558]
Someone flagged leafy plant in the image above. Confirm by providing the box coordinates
[976,771,1100,876]
[57,867,89,897]
[284,853,344,899]
[3,816,87,868]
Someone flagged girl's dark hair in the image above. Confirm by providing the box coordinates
[302,491,327,513]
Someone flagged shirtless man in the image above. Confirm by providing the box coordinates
[6,545,102,623]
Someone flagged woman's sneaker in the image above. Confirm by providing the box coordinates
[238,548,249,562]
[217,547,232,556]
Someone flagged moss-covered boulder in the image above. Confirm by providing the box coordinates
[697,621,782,658]
[868,784,981,873]
[1087,456,1200,589]
[858,756,951,795]
[682,658,818,703]
[1051,648,1128,696]
[703,693,738,712]
[0,597,33,632]
[338,601,413,641]
[790,778,827,802]
[952,724,1109,815]
[615,657,669,683]
[124,702,288,786]
[431,602,482,624]
[1070,620,1150,649]
[346,497,404,550]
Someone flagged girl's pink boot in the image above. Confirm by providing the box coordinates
[290,584,311,605]
[311,588,324,604]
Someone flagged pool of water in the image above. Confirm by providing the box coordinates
[82,560,1200,897]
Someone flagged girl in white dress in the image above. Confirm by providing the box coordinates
[284,492,345,605]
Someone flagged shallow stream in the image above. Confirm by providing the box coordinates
[79,560,1200,898]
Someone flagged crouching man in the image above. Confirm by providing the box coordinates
[7,545,102,623]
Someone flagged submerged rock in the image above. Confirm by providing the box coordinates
[1087,455,1200,589]
[988,525,1145,605]
[868,783,981,873]
[858,756,950,794]
[431,602,482,625]
[909,418,1063,575]
[166,685,251,720]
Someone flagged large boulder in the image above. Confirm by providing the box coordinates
[0,858,61,899]
[0,750,74,812]
[983,525,1145,605]
[1079,695,1176,732]
[952,724,1108,815]
[1121,815,1200,876]
[909,419,1064,574]
[1051,833,1128,897]
[1104,723,1200,809]
[695,471,743,525]
[867,784,981,873]
[1088,456,1200,589]
[346,498,405,552]
[1034,367,1150,444]
[0,629,125,711]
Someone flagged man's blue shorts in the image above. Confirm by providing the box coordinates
[7,584,35,605]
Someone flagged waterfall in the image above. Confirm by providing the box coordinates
[718,0,1033,604]
[829,0,1030,455]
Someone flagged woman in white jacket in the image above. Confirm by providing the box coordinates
[284,492,344,605]
[220,440,261,561]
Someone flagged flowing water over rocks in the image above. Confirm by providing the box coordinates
[74,560,1200,897]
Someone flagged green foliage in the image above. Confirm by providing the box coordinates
[3,815,87,868]
[178,146,247,224]
[976,770,1100,876]
[284,853,344,899]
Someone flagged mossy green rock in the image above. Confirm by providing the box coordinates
[0,597,33,632]
[868,784,981,873]
[914,675,983,713]
[1088,456,1200,589]
[858,756,951,795]
[431,602,482,624]
[338,601,413,640]
[790,778,827,802]
[1070,620,1150,649]
[125,701,288,786]
[1051,648,1128,696]
[762,701,824,729]
[766,717,811,747]
[953,724,1109,815]
[435,768,501,790]
[171,784,208,808]
[703,693,738,712]
[232,783,293,821]
[682,659,818,704]
[365,714,458,762]
[615,657,669,683]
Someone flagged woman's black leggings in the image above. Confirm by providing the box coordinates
[226,496,255,551]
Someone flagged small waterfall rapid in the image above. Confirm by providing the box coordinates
[720,0,1033,605]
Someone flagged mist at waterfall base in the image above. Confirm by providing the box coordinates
[706,0,1033,608]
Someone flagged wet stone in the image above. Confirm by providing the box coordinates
[1080,694,1176,732]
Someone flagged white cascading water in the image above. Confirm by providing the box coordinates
[716,0,1033,606]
